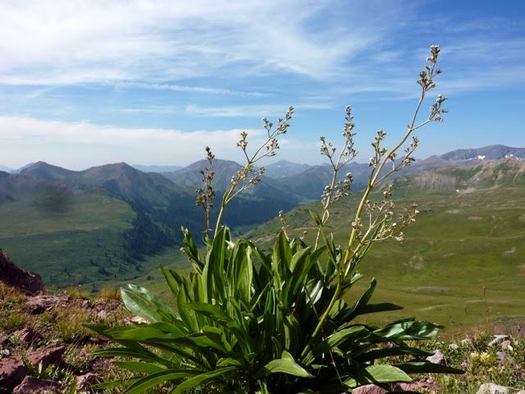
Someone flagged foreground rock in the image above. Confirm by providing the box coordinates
[0,356,26,390]
[12,376,61,394]
[76,372,101,392]
[0,250,44,295]
[351,385,388,394]
[0,345,65,391]
[476,383,509,394]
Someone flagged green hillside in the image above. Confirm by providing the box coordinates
[0,192,136,288]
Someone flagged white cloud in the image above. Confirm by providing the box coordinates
[0,115,252,169]
[0,115,322,169]
[0,0,391,85]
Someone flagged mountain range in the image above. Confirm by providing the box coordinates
[1,144,524,289]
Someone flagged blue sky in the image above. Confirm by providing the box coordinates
[0,0,524,169]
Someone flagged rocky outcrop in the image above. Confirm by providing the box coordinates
[0,346,64,391]
[0,250,44,295]
[12,376,62,394]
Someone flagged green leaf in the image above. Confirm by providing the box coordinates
[123,369,199,394]
[262,351,313,378]
[106,322,185,341]
[308,209,322,226]
[170,367,237,394]
[326,326,366,349]
[190,302,232,323]
[121,284,176,323]
[373,318,441,340]
[113,361,166,374]
[344,365,412,388]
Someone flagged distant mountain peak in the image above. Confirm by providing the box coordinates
[20,161,77,180]
[439,145,525,161]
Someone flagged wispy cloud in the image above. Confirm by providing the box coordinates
[0,115,248,168]
[0,0,393,85]
[185,103,330,117]
[0,115,321,169]
[114,82,271,97]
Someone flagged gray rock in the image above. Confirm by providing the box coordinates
[496,351,515,366]
[476,383,510,394]
[501,340,513,350]
[488,335,510,347]
[13,376,61,393]
[426,349,446,364]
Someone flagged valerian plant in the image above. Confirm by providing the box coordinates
[90,45,462,393]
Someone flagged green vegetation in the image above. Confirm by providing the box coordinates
[0,192,137,288]
[91,46,466,393]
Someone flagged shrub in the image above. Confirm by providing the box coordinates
[91,45,462,393]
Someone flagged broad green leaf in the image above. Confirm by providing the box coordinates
[344,364,412,388]
[326,326,366,349]
[373,318,440,340]
[123,369,199,394]
[262,351,313,378]
[190,302,231,323]
[170,366,237,394]
[113,361,166,374]
[121,284,176,323]
[106,322,185,341]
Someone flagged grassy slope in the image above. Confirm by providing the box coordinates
[254,186,525,331]
[0,192,138,289]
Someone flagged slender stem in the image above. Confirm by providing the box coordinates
[310,84,430,342]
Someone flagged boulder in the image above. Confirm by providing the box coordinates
[476,383,510,394]
[0,250,44,295]
[12,376,61,393]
